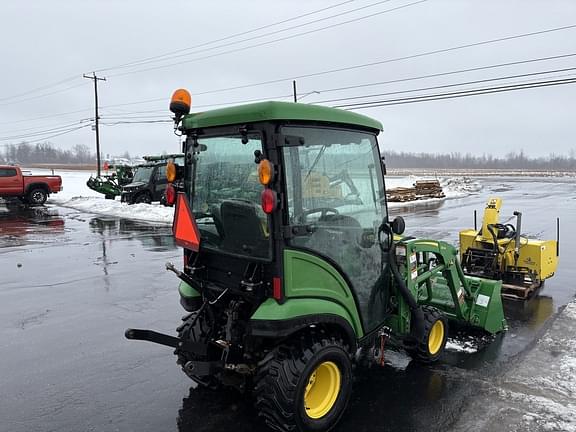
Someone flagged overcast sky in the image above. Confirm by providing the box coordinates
[1,0,575,158]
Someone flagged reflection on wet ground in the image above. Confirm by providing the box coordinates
[0,204,65,248]
[0,176,574,432]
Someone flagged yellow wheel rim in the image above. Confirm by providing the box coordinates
[303,361,341,419]
[428,320,445,355]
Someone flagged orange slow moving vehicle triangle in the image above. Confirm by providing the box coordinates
[172,192,200,251]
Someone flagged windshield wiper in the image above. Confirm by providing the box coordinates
[304,145,327,181]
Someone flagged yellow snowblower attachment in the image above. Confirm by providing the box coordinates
[459,197,559,300]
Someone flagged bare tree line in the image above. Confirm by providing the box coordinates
[0,142,95,164]
[384,149,576,170]
[1,141,575,171]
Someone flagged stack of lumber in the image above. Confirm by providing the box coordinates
[414,180,445,198]
[387,180,445,202]
[386,187,417,202]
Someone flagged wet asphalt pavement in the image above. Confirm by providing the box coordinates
[0,176,574,432]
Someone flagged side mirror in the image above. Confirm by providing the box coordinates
[391,216,405,235]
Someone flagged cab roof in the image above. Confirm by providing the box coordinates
[181,101,383,132]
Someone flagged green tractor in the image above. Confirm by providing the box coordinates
[125,90,506,432]
[86,163,134,199]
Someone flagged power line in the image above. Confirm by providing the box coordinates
[105,0,397,73]
[100,120,172,126]
[101,24,576,111]
[335,76,576,109]
[0,120,92,141]
[108,0,426,78]
[0,81,89,107]
[307,52,576,96]
[0,108,93,126]
[101,93,295,116]
[182,23,576,97]
[93,0,356,72]
[100,51,576,112]
[0,75,79,103]
[0,118,93,136]
[0,124,91,146]
[313,65,576,104]
[0,2,356,111]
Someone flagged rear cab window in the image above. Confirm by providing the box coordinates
[0,168,17,177]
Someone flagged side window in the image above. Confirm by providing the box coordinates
[157,165,167,179]
[0,168,17,177]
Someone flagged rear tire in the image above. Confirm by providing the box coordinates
[27,188,47,206]
[176,312,220,389]
[406,306,448,363]
[255,336,352,432]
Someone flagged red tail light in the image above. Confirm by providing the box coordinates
[165,184,176,205]
[261,189,277,214]
[173,193,200,251]
[273,277,282,301]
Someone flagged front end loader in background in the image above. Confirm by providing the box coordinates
[125,89,506,432]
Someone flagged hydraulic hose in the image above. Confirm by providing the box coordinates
[379,223,425,342]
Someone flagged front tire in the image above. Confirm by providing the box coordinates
[27,188,47,206]
[255,336,352,432]
[406,306,448,363]
[134,192,151,204]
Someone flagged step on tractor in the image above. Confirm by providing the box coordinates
[460,197,559,300]
[125,90,507,432]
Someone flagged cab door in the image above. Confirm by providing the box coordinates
[0,168,22,195]
[280,126,391,333]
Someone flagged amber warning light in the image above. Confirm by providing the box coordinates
[172,193,200,252]
[170,89,191,120]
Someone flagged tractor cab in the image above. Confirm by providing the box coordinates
[169,97,393,334]
[125,90,506,432]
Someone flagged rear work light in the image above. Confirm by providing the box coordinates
[258,159,274,185]
[272,277,282,301]
[261,189,277,214]
[165,184,176,206]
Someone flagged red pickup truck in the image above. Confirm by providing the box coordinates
[0,165,62,205]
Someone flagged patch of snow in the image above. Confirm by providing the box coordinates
[23,168,172,224]
[499,389,576,432]
[53,197,173,224]
[562,301,576,320]
[440,176,483,198]
[445,338,478,353]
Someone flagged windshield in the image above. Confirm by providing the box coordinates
[282,126,388,332]
[283,127,386,225]
[188,134,270,259]
[132,166,154,183]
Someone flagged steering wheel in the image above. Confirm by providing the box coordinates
[300,207,340,223]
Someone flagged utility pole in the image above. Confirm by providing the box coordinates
[293,80,297,103]
[83,72,106,176]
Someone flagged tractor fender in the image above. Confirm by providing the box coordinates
[249,298,360,350]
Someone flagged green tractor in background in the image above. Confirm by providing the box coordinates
[87,163,134,199]
[125,90,506,432]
